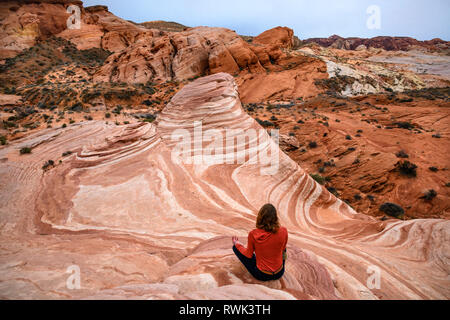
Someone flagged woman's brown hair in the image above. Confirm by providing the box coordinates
[256,203,280,233]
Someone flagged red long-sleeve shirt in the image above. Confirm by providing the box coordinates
[235,227,288,273]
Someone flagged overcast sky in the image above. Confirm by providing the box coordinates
[82,0,450,40]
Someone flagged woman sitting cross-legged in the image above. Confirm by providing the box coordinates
[232,203,288,281]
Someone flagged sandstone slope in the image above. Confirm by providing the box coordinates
[0,73,448,299]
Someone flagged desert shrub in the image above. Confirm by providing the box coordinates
[326,186,339,197]
[397,160,417,177]
[379,202,404,218]
[310,173,329,185]
[142,118,155,123]
[323,160,335,167]
[395,122,414,130]
[112,105,123,115]
[62,151,72,157]
[432,133,441,138]
[428,166,438,172]
[42,160,54,170]
[3,120,17,129]
[0,136,6,145]
[308,141,317,148]
[143,99,159,106]
[395,150,409,158]
[20,147,32,154]
[69,102,83,112]
[255,118,275,127]
[420,189,437,201]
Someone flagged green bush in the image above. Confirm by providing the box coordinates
[310,173,329,185]
[379,202,404,218]
[20,147,32,154]
[397,160,417,177]
[42,160,54,170]
[308,141,317,148]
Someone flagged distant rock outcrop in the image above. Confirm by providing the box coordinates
[253,26,295,49]
[93,26,269,83]
[303,35,450,52]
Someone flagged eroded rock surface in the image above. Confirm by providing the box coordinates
[0,73,448,299]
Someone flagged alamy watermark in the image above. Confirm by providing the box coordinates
[170,121,280,175]
[366,5,381,30]
[66,265,81,290]
[366,265,381,290]
[66,5,81,30]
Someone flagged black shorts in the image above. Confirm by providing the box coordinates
[232,245,285,281]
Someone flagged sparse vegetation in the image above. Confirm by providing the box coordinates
[42,160,54,170]
[326,186,339,197]
[112,105,123,115]
[395,150,409,158]
[0,37,111,92]
[420,189,437,201]
[255,118,275,128]
[310,173,329,185]
[20,147,32,154]
[394,121,414,130]
[397,160,417,177]
[379,202,404,218]
[308,141,317,148]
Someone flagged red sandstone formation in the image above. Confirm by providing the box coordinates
[0,73,448,299]
[253,26,295,49]
[303,35,450,52]
[0,1,449,301]
[93,26,266,83]
[0,0,152,58]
